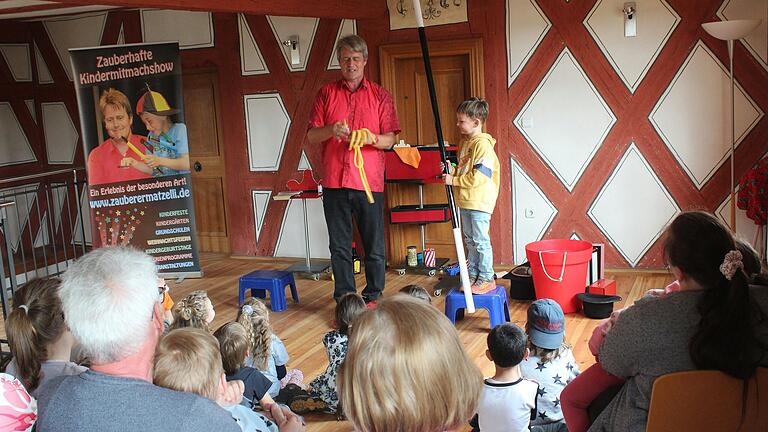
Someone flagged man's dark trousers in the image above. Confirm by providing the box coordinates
[323,188,385,302]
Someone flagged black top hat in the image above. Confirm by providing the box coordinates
[577,293,622,319]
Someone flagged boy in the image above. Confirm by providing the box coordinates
[472,323,539,432]
[520,299,579,431]
[125,87,191,177]
[444,97,500,294]
[154,327,304,432]
[213,322,276,409]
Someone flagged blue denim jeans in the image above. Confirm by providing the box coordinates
[460,208,494,281]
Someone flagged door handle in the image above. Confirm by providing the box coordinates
[193,161,202,172]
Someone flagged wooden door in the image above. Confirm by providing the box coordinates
[183,70,230,253]
[380,39,484,264]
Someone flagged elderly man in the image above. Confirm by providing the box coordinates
[34,247,240,432]
[307,35,400,305]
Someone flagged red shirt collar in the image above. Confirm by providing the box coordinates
[341,77,368,93]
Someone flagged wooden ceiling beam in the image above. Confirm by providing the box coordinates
[46,0,384,19]
[0,3,81,15]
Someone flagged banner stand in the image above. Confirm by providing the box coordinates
[70,42,202,278]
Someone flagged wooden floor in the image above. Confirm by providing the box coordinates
[1,253,673,431]
[178,254,672,431]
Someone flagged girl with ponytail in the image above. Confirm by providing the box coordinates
[587,211,768,432]
[236,298,304,398]
[5,277,86,396]
[169,290,215,333]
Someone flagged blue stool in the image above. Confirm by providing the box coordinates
[444,285,510,329]
[239,270,299,312]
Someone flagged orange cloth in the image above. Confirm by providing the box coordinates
[161,291,174,311]
[393,147,421,168]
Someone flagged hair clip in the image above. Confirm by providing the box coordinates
[241,304,254,316]
[719,250,744,281]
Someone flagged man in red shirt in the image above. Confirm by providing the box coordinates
[307,35,400,304]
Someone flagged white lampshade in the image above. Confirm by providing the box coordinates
[702,19,761,41]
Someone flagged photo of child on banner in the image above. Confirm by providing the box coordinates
[70,42,201,277]
[127,85,191,177]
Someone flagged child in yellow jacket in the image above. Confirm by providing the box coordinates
[445,98,500,294]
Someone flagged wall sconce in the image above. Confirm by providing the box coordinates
[623,2,637,37]
[282,36,300,65]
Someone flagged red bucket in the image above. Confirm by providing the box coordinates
[525,239,593,313]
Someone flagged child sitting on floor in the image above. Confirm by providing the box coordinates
[158,278,174,329]
[237,299,303,397]
[5,277,87,397]
[170,290,215,332]
[560,238,764,432]
[153,327,304,432]
[520,299,579,432]
[471,323,538,432]
[399,285,432,303]
[301,293,366,414]
[338,295,483,432]
[214,322,279,410]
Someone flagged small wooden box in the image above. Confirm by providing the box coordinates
[588,278,616,296]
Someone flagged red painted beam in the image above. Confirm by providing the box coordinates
[0,3,75,15]
[47,0,384,19]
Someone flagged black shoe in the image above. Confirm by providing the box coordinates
[288,394,328,414]
[274,383,304,405]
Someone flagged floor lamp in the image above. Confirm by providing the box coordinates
[701,19,761,233]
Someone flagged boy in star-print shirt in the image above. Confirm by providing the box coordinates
[520,299,580,430]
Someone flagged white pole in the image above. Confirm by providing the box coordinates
[411,0,474,312]
[727,39,736,233]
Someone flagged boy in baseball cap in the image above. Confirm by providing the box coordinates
[520,299,580,430]
[135,85,190,176]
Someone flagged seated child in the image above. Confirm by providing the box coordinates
[399,285,432,303]
[520,299,579,431]
[303,293,366,414]
[471,323,538,432]
[237,299,303,397]
[5,277,87,397]
[338,295,483,432]
[213,322,276,409]
[0,373,37,432]
[158,278,174,329]
[153,327,304,432]
[560,238,764,432]
[170,290,215,332]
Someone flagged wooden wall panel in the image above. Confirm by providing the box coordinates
[361,0,767,268]
[0,1,765,268]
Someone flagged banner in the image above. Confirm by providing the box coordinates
[70,42,201,277]
[388,0,467,30]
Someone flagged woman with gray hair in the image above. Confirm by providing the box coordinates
[34,246,240,432]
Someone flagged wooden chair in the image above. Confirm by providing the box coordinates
[646,368,767,432]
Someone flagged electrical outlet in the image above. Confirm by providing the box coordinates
[525,208,535,219]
